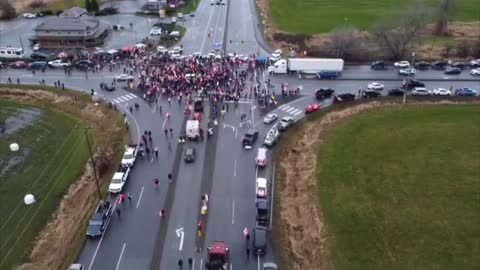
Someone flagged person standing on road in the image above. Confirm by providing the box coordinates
[153,178,159,188]
[246,247,250,259]
[160,209,166,219]
[188,258,193,268]
[116,208,121,218]
[168,173,172,183]
[178,259,183,269]
[154,147,158,158]
[127,192,132,201]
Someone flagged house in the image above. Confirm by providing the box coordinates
[30,7,110,49]
[140,0,183,14]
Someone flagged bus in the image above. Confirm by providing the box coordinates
[0,47,24,59]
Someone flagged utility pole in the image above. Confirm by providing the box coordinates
[84,128,102,201]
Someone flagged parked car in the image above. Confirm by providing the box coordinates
[367,82,384,90]
[451,62,467,69]
[48,59,70,68]
[108,165,131,193]
[255,148,268,167]
[184,147,196,163]
[398,68,416,76]
[86,202,112,237]
[252,226,267,255]
[75,60,94,70]
[305,103,320,114]
[388,88,405,96]
[404,79,425,89]
[100,82,115,91]
[394,61,410,68]
[414,61,430,70]
[362,90,381,98]
[242,129,259,149]
[264,124,280,147]
[263,113,278,124]
[121,145,137,167]
[68,264,84,270]
[333,93,356,103]
[29,61,48,70]
[431,61,448,70]
[150,27,162,35]
[315,88,335,100]
[432,88,451,96]
[9,61,27,69]
[444,67,462,75]
[278,116,294,131]
[470,68,480,75]
[370,60,387,70]
[412,87,432,96]
[470,59,480,68]
[456,88,477,96]
[30,52,48,60]
[115,74,135,82]
[256,178,267,199]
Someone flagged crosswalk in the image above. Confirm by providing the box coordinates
[278,104,303,116]
[112,93,138,104]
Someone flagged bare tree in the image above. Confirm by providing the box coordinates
[0,0,16,20]
[330,26,357,58]
[372,0,433,60]
[435,0,455,36]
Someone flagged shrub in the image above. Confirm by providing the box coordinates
[0,0,16,20]
[28,0,46,9]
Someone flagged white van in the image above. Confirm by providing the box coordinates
[0,47,24,59]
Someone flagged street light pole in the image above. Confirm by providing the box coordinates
[84,128,103,202]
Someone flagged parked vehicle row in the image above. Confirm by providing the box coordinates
[372,59,480,75]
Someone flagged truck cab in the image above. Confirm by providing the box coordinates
[206,241,230,270]
[267,59,287,74]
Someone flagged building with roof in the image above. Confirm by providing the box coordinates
[30,7,110,49]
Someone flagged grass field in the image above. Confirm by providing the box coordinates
[270,0,480,34]
[316,105,480,269]
[0,100,89,269]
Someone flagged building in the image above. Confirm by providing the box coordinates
[140,0,182,14]
[30,7,110,49]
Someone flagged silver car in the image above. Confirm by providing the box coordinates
[263,113,278,124]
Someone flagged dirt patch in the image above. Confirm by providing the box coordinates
[0,107,43,138]
[274,98,480,270]
[0,87,126,270]
[0,147,31,178]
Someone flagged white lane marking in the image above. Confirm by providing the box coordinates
[291,109,302,116]
[232,200,235,225]
[113,98,121,104]
[118,96,128,102]
[233,160,237,177]
[200,258,203,270]
[270,161,276,230]
[200,7,215,53]
[285,107,295,113]
[257,254,261,270]
[278,104,287,109]
[255,166,258,195]
[136,186,144,209]
[126,93,137,99]
[161,118,168,130]
[115,243,126,270]
[176,228,185,251]
[192,257,196,270]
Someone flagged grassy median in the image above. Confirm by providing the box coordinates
[269,0,480,34]
[317,105,480,269]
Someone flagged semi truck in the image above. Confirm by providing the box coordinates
[268,58,344,78]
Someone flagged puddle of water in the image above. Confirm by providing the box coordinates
[0,108,44,138]
[0,148,31,179]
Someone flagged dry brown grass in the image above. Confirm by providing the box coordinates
[273,98,480,270]
[0,86,127,270]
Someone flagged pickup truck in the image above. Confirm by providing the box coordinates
[108,165,131,193]
[86,202,112,237]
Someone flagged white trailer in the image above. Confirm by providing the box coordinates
[186,120,200,140]
[268,58,344,77]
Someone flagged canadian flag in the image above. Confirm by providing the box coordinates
[243,227,249,237]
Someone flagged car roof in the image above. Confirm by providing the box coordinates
[125,148,135,155]
[185,147,195,154]
[247,129,257,134]
[257,177,267,186]
[281,116,293,121]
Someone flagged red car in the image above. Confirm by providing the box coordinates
[305,103,320,114]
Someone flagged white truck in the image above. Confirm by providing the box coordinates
[268,58,344,78]
[186,120,200,140]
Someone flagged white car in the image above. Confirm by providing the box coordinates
[398,68,416,76]
[255,148,268,167]
[271,49,282,59]
[412,87,432,96]
[367,82,384,90]
[469,59,480,66]
[115,74,134,81]
[193,52,202,57]
[48,59,70,68]
[432,88,451,96]
[150,27,162,36]
[32,44,40,51]
[173,46,183,54]
[23,13,37,19]
[135,43,146,49]
[470,68,480,75]
[263,113,278,124]
[256,177,267,199]
[235,54,248,61]
[108,166,130,193]
[394,61,410,68]
[177,13,183,20]
[157,46,168,54]
[121,146,137,167]
[171,17,177,23]
[264,124,280,147]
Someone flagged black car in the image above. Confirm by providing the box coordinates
[333,93,356,103]
[388,88,405,96]
[414,61,430,70]
[75,60,94,70]
[194,98,204,112]
[100,82,115,91]
[370,60,388,70]
[256,199,269,226]
[242,129,259,148]
[253,226,267,255]
[362,90,381,98]
[30,52,48,60]
[431,61,448,70]
[315,88,335,100]
[184,147,196,163]
[444,67,462,75]
[86,202,112,237]
[451,62,467,69]
[404,79,425,89]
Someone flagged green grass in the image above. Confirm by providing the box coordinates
[316,105,480,270]
[178,0,201,14]
[48,0,85,12]
[0,101,89,269]
[270,0,480,34]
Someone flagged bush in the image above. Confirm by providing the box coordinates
[102,7,118,15]
[0,0,16,20]
[56,10,63,16]
[456,42,470,58]
[28,0,46,9]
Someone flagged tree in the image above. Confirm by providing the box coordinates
[435,0,455,36]
[330,26,357,58]
[0,0,16,20]
[372,0,432,59]
[91,0,99,12]
[85,0,91,12]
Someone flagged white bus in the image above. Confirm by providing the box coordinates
[0,47,24,59]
